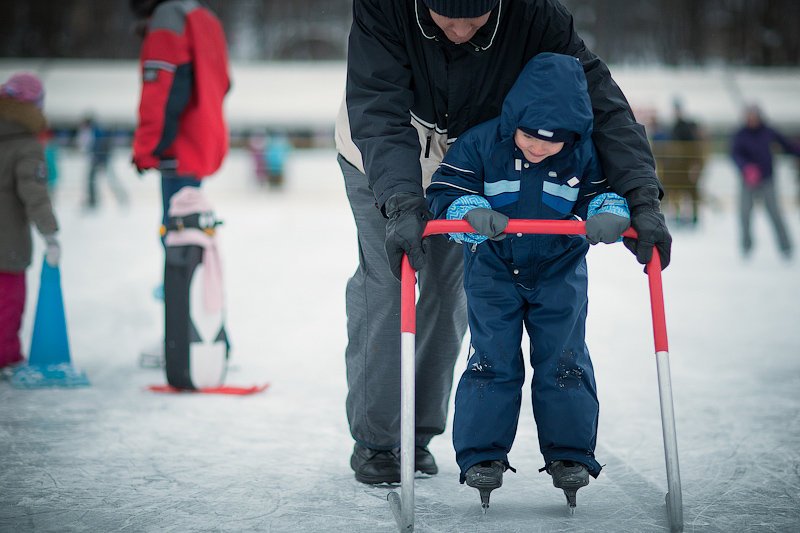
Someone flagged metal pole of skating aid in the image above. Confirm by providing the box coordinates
[388,220,682,530]
[646,252,684,532]
[388,255,416,532]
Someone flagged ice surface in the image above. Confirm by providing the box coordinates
[1,149,799,532]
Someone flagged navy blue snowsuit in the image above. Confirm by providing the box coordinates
[427,53,610,479]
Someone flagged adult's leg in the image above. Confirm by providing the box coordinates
[452,248,525,476]
[341,156,403,449]
[739,183,755,254]
[761,180,792,256]
[525,237,601,477]
[86,162,99,209]
[0,271,26,367]
[161,171,201,245]
[105,159,129,206]
[340,156,466,449]
[414,235,467,446]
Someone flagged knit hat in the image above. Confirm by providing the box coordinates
[519,126,579,144]
[129,0,166,18]
[0,72,44,109]
[423,0,500,18]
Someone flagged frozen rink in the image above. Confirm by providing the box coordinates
[1,148,799,533]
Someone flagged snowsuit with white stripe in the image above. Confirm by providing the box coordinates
[427,53,609,479]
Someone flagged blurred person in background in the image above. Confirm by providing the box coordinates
[265,132,292,189]
[41,128,59,194]
[247,129,269,187]
[731,104,800,260]
[335,0,672,485]
[77,115,128,211]
[661,99,706,228]
[130,0,230,235]
[0,72,61,369]
[129,0,230,359]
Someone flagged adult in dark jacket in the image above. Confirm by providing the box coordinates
[0,72,60,368]
[334,0,672,484]
[731,104,799,259]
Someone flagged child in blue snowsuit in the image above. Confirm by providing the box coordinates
[426,53,631,509]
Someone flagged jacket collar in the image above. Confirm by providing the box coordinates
[415,0,502,52]
[0,98,46,134]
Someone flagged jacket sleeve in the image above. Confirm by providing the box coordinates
[346,0,421,209]
[426,133,486,219]
[133,3,193,170]
[770,127,800,157]
[536,0,661,198]
[573,144,611,220]
[15,143,58,237]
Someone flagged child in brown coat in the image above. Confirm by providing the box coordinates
[0,72,61,368]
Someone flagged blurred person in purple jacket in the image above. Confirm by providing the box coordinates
[731,104,800,259]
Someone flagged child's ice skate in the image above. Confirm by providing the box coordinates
[464,460,505,513]
[547,460,589,514]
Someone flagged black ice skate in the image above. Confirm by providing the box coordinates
[547,460,590,513]
[464,460,505,513]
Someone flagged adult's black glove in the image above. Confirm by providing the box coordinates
[384,193,432,280]
[463,208,509,241]
[623,186,672,270]
[585,212,630,245]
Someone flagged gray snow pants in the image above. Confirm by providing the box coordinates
[339,155,468,450]
[739,179,792,255]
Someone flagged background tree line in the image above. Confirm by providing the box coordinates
[1,0,798,66]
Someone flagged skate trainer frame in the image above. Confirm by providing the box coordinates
[388,219,684,532]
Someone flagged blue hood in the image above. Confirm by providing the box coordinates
[499,53,593,144]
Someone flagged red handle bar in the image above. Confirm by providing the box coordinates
[402,219,668,354]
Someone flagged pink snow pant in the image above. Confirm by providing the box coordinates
[0,271,26,368]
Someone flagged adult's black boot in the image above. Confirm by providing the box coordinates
[415,446,438,475]
[350,444,401,484]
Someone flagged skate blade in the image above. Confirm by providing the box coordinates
[479,489,492,514]
[564,489,577,514]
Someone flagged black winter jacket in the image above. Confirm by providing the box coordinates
[345,0,660,209]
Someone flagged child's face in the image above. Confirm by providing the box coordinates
[514,129,565,163]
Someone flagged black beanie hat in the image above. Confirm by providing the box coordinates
[129,0,166,18]
[423,0,500,18]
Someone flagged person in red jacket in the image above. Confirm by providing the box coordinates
[130,0,230,231]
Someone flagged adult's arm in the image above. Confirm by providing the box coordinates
[132,2,193,170]
[771,127,800,157]
[346,0,421,209]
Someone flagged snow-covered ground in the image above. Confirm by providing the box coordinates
[1,148,799,532]
[1,60,799,132]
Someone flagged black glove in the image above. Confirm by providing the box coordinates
[463,208,509,241]
[623,186,672,270]
[131,156,145,177]
[585,212,630,245]
[384,193,432,280]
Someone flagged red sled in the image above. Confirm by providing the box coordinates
[147,383,269,395]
